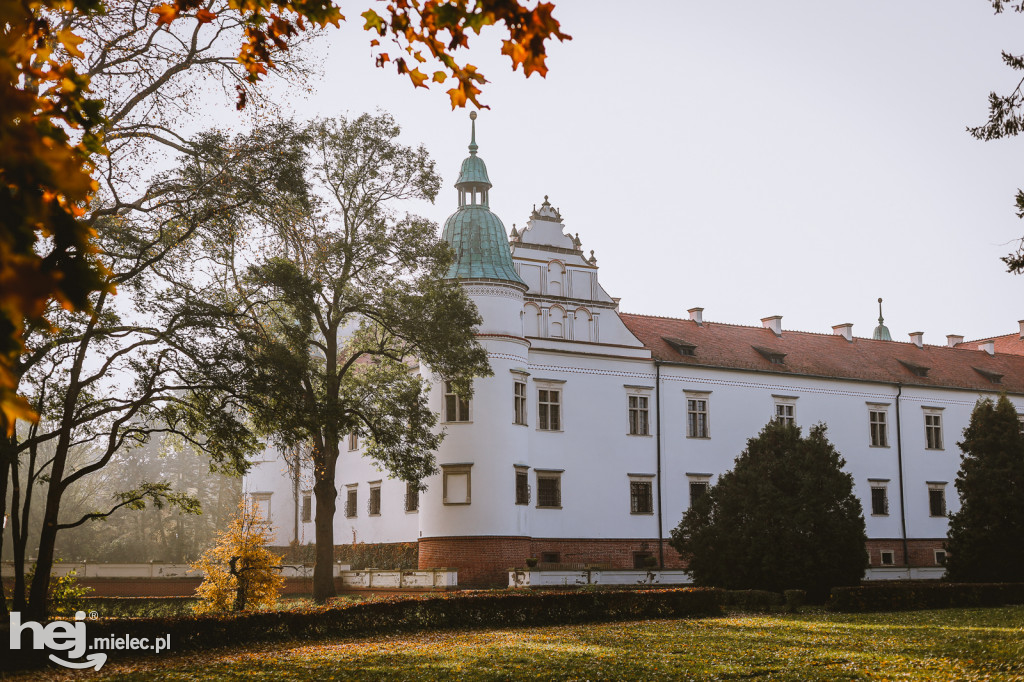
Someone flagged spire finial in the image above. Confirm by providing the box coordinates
[468,111,478,155]
[877,297,884,325]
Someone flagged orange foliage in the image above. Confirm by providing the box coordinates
[0,0,570,433]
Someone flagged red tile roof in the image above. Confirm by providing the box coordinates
[956,333,1024,357]
[619,313,1024,394]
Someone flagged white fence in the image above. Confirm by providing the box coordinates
[865,567,946,581]
[1,562,457,588]
[509,569,694,588]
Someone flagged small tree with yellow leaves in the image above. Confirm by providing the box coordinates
[192,499,284,613]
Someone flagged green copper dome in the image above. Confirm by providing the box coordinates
[442,205,523,282]
[441,113,524,286]
[456,154,491,187]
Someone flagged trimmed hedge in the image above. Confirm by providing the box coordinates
[83,596,196,618]
[3,588,721,670]
[719,590,784,613]
[828,582,1024,612]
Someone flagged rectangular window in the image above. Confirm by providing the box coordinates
[536,471,562,508]
[444,381,470,422]
[630,480,653,514]
[442,464,472,505]
[632,552,655,569]
[404,482,419,513]
[515,467,530,505]
[774,397,796,426]
[538,388,561,431]
[368,485,381,516]
[628,395,650,435]
[540,551,560,564]
[869,410,888,447]
[1018,414,1024,435]
[687,398,709,438]
[344,487,357,518]
[934,549,947,566]
[870,485,889,516]
[514,381,527,425]
[688,479,710,508]
[301,491,312,523]
[880,550,895,566]
[250,493,272,523]
[347,433,358,451]
[928,484,947,517]
[924,411,943,450]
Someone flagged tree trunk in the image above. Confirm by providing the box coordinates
[312,444,339,603]
[0,448,9,619]
[9,450,27,612]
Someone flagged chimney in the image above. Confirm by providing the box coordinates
[832,323,853,342]
[761,315,782,337]
[1019,319,1024,339]
[909,332,924,348]
[688,307,704,326]
[946,334,964,348]
[979,341,995,355]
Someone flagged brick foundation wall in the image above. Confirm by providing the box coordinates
[865,538,947,568]
[419,536,685,587]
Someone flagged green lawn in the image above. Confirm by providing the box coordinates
[30,606,1024,681]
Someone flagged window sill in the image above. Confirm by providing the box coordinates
[870,514,889,517]
[627,433,653,437]
[536,506,562,510]
[443,421,474,425]
[405,510,419,514]
[869,445,890,449]
[925,448,944,452]
[630,511,654,516]
[537,429,564,433]
[513,422,529,427]
[686,436,711,440]
[443,501,471,506]
[368,513,380,517]
[515,502,529,506]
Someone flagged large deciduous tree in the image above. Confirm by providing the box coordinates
[670,420,868,601]
[191,112,490,602]
[944,395,1024,583]
[1,0,569,430]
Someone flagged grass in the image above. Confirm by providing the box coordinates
[20,606,1024,681]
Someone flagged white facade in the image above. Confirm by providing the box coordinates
[245,122,1024,585]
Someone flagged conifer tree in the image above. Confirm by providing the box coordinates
[945,395,1024,582]
[670,420,867,600]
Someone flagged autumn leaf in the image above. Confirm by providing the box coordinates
[195,8,218,23]
[408,67,428,88]
[432,70,446,83]
[151,3,180,25]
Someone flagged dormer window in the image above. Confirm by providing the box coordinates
[898,360,929,377]
[663,336,696,357]
[753,346,786,365]
[972,367,1003,384]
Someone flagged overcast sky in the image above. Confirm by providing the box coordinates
[267,1,1024,344]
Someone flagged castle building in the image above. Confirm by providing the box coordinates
[246,116,1024,587]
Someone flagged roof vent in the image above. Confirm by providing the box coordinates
[978,341,995,356]
[662,336,696,357]
[946,334,964,348]
[761,316,782,337]
[752,345,786,365]
[832,323,853,342]
[688,307,704,326]
[973,367,1003,384]
[909,332,924,349]
[898,359,929,377]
